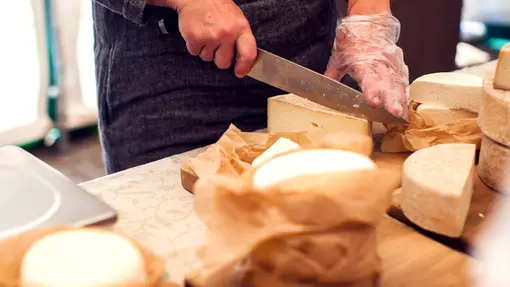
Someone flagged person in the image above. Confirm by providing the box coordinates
[93,0,409,173]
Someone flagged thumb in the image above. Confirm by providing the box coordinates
[324,64,345,81]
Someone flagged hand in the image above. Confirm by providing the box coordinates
[325,13,409,118]
[172,0,257,77]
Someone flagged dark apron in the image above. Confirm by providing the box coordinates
[93,0,338,173]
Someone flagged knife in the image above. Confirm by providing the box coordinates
[248,49,408,124]
[158,15,407,124]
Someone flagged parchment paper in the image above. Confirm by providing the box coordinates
[381,102,482,153]
[189,125,374,179]
[0,226,176,287]
[186,151,400,287]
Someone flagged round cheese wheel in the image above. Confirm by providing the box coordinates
[479,76,510,147]
[21,229,147,287]
[252,149,376,189]
[479,135,510,194]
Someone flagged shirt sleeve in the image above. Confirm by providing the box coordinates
[94,0,148,25]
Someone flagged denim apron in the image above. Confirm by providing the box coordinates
[93,0,338,173]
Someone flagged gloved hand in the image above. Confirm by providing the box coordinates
[325,13,409,118]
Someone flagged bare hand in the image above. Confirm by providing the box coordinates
[173,0,257,77]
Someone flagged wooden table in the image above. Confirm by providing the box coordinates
[80,148,476,286]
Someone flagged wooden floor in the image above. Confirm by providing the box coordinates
[30,133,106,183]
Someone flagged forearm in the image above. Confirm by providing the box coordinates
[94,0,148,24]
[346,0,391,15]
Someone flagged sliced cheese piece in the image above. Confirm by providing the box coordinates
[479,135,510,194]
[401,143,476,237]
[21,229,147,287]
[416,104,477,125]
[253,149,375,189]
[252,137,300,167]
[267,94,371,136]
[494,43,510,91]
[410,72,483,113]
[479,76,510,146]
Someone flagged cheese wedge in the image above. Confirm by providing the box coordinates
[494,43,510,91]
[479,76,510,146]
[252,137,300,167]
[253,149,375,189]
[21,229,147,287]
[401,143,476,237]
[267,94,371,136]
[479,135,510,194]
[416,104,477,125]
[410,72,483,113]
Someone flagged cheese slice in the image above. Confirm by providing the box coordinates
[267,94,371,136]
[410,72,483,113]
[416,104,477,125]
[253,149,375,189]
[479,135,510,194]
[401,143,476,237]
[252,137,300,167]
[494,43,510,91]
[21,229,147,287]
[479,76,510,146]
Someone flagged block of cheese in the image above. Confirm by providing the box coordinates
[416,104,477,125]
[409,72,483,113]
[253,149,375,189]
[252,137,300,167]
[478,76,510,146]
[401,143,476,237]
[21,229,147,287]
[268,94,371,136]
[494,43,510,91]
[479,135,510,194]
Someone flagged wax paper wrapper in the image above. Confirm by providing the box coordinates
[189,124,373,180]
[185,152,400,286]
[0,226,177,287]
[381,102,482,153]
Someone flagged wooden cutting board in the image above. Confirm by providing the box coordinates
[181,151,501,254]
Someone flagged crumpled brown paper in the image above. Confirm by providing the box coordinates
[0,226,177,287]
[185,150,400,287]
[189,124,374,180]
[381,102,482,153]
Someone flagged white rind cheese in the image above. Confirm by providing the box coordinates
[401,143,476,237]
[252,137,300,167]
[267,94,371,136]
[416,104,477,125]
[479,135,510,194]
[253,149,375,189]
[478,76,510,146]
[21,229,147,287]
[494,43,510,91]
[410,72,483,113]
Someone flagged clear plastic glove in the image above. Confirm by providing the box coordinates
[325,13,409,118]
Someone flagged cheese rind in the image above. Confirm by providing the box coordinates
[21,229,147,287]
[251,137,300,167]
[416,104,477,125]
[494,44,510,91]
[253,149,376,189]
[479,135,510,194]
[267,94,371,136]
[401,143,476,237]
[478,76,510,146]
[409,72,483,113]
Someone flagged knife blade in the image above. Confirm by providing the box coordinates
[248,48,408,124]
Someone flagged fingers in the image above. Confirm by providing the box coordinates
[199,44,218,62]
[234,30,257,78]
[214,42,235,70]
